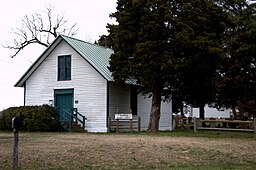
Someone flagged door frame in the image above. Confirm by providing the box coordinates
[54,88,74,109]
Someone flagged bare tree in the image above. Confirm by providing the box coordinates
[4,5,78,58]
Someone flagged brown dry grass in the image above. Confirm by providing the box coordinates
[0,132,256,170]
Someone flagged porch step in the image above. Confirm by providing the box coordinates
[62,122,87,132]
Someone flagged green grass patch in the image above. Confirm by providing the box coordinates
[125,129,255,139]
[0,132,255,170]
[1,129,255,139]
[171,129,255,138]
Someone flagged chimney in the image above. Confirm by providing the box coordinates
[105,37,109,48]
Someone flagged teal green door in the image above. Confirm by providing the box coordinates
[54,89,74,122]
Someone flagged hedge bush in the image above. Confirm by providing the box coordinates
[0,105,59,132]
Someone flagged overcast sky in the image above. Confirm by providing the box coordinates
[0,0,117,110]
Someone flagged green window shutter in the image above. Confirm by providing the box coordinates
[65,56,71,80]
[58,55,71,81]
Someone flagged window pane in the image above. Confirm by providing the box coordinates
[59,68,65,80]
[58,56,65,80]
[58,55,71,81]
[59,56,65,68]
[65,56,71,80]
[66,56,71,68]
[66,68,71,80]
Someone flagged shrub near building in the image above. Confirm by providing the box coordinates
[0,105,59,132]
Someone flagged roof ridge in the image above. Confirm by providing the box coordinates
[60,34,113,51]
[15,34,115,87]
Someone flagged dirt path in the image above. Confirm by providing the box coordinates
[0,133,255,169]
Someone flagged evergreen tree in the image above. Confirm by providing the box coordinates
[108,0,174,132]
[170,0,228,119]
[96,34,113,48]
[108,0,230,129]
[215,0,256,117]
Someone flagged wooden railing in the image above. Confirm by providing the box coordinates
[193,118,256,134]
[57,107,87,131]
[107,114,141,133]
[57,107,73,131]
[72,108,87,130]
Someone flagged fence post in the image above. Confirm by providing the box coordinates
[254,118,256,137]
[193,117,197,133]
[12,116,23,170]
[116,119,119,133]
[13,130,19,170]
[108,116,111,132]
[70,115,72,131]
[116,109,119,133]
[138,116,141,132]
[130,110,133,132]
[130,119,133,132]
[83,116,85,130]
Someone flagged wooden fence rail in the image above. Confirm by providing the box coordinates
[193,117,256,135]
[107,115,141,133]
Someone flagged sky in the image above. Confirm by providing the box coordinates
[0,0,117,110]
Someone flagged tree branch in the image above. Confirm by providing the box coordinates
[3,5,78,58]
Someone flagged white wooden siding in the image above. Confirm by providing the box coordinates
[192,105,230,118]
[25,40,108,132]
[24,39,172,132]
[108,82,130,118]
[138,94,172,131]
[108,83,173,131]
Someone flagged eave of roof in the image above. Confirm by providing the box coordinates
[14,35,63,87]
[14,35,114,87]
[61,35,114,81]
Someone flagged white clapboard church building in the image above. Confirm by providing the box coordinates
[15,35,172,132]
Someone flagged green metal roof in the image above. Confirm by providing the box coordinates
[15,35,115,87]
[62,35,114,81]
[15,35,136,87]
[64,35,136,85]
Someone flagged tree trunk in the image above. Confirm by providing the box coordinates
[238,101,244,119]
[232,106,236,119]
[147,88,162,132]
[199,104,205,120]
[199,104,205,127]
[180,103,184,117]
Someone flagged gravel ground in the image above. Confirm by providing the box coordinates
[0,132,256,169]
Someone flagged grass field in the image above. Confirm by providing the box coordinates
[0,130,256,170]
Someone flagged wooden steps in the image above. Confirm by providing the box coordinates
[62,121,87,132]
